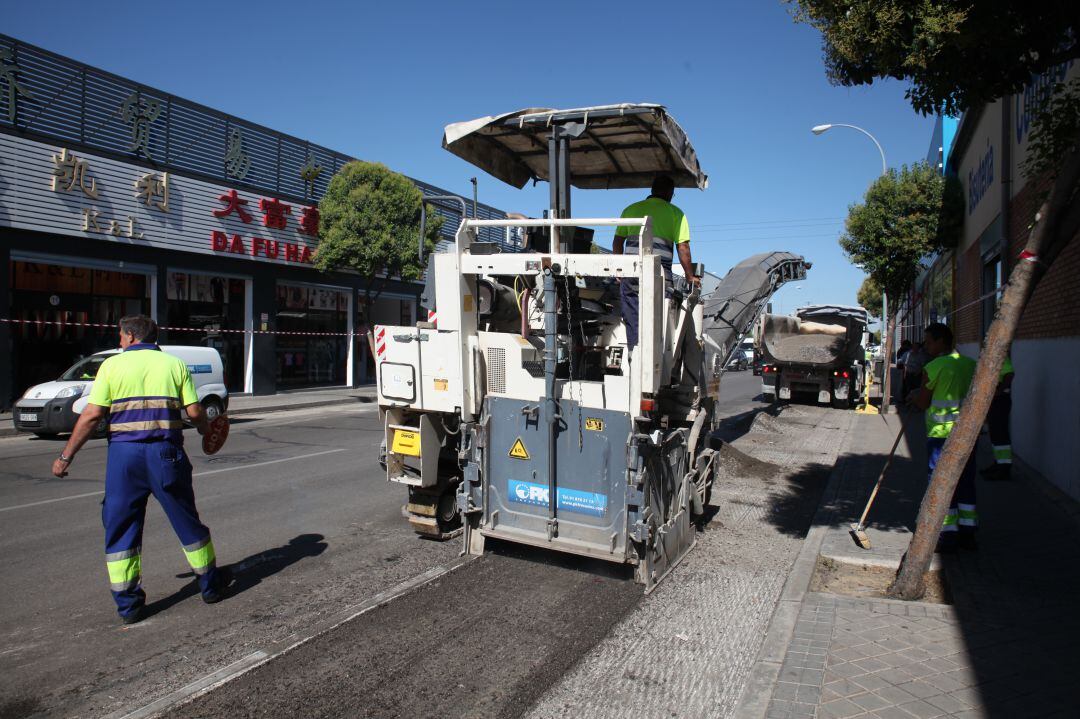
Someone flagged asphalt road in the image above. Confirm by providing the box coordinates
[0,370,767,719]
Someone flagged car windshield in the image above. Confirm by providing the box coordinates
[60,355,110,381]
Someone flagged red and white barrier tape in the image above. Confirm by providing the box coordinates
[0,317,356,337]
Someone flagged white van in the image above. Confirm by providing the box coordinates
[13,346,229,437]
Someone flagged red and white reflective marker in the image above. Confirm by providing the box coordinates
[202,415,230,455]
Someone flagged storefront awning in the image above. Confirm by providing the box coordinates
[442,104,708,191]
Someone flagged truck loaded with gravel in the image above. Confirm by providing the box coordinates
[759,304,869,409]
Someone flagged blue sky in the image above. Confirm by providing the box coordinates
[7,0,936,319]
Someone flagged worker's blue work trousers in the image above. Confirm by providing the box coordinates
[926,437,977,537]
[619,261,674,349]
[102,441,222,618]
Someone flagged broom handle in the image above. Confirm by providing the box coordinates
[856,422,906,528]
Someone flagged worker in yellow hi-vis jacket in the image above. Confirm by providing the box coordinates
[51,315,232,624]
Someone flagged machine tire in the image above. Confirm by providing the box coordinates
[436,485,461,533]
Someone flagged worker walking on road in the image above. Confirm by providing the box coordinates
[613,175,699,348]
[51,315,231,624]
[982,354,1014,481]
[908,323,978,552]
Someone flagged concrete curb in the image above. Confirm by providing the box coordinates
[109,554,476,719]
[732,420,856,719]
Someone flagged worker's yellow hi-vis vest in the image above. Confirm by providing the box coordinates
[924,351,977,438]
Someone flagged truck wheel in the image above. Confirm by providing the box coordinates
[831,394,851,410]
[202,397,224,421]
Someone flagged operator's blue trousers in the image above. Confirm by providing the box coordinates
[926,437,977,536]
[102,441,222,618]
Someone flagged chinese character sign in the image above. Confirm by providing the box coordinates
[298,205,319,236]
[259,198,291,230]
[213,189,253,222]
[0,48,34,124]
[51,148,98,198]
[121,92,163,160]
[134,172,169,212]
[224,128,251,180]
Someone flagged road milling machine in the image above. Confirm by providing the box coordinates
[376,105,810,590]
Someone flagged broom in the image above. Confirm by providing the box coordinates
[849,422,906,550]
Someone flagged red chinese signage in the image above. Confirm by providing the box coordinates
[210,187,316,264]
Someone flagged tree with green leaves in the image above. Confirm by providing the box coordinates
[316,160,444,328]
[841,162,963,408]
[856,276,882,320]
[791,0,1080,600]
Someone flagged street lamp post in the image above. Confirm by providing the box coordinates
[812,122,893,413]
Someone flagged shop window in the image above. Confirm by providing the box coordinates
[982,255,1002,337]
[276,283,350,388]
[9,261,149,395]
[166,272,247,392]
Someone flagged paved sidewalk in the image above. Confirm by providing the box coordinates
[741,410,1080,719]
[0,385,378,437]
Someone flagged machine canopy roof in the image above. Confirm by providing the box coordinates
[442,104,708,191]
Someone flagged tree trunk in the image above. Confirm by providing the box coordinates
[889,150,1080,600]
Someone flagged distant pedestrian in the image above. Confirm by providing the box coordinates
[982,354,1014,481]
[908,323,978,552]
[895,339,912,402]
[51,315,232,624]
[902,341,929,404]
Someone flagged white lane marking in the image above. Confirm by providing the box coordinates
[194,448,347,477]
[0,490,105,513]
[0,448,350,513]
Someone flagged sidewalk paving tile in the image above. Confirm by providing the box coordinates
[759,410,1080,719]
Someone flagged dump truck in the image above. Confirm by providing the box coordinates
[375,104,809,590]
[759,304,870,409]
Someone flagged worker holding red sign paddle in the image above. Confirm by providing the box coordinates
[52,315,232,625]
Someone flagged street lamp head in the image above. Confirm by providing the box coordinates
[811,124,832,135]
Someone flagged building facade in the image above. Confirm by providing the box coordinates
[0,35,510,409]
[899,61,1080,499]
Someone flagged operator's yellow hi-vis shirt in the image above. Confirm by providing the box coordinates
[88,344,198,444]
[615,196,690,245]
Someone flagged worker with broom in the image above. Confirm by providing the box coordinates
[907,323,978,552]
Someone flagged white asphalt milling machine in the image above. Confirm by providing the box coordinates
[376,105,810,590]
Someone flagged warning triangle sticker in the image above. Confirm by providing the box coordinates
[508,437,530,460]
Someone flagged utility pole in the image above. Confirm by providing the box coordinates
[890,147,1080,599]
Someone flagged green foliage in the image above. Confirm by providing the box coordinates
[839,162,962,300]
[1023,77,1080,182]
[787,1,1079,117]
[856,275,883,319]
[315,161,443,293]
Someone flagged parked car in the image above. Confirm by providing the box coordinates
[726,348,751,371]
[13,346,228,437]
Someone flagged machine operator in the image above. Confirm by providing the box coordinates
[613,175,699,348]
